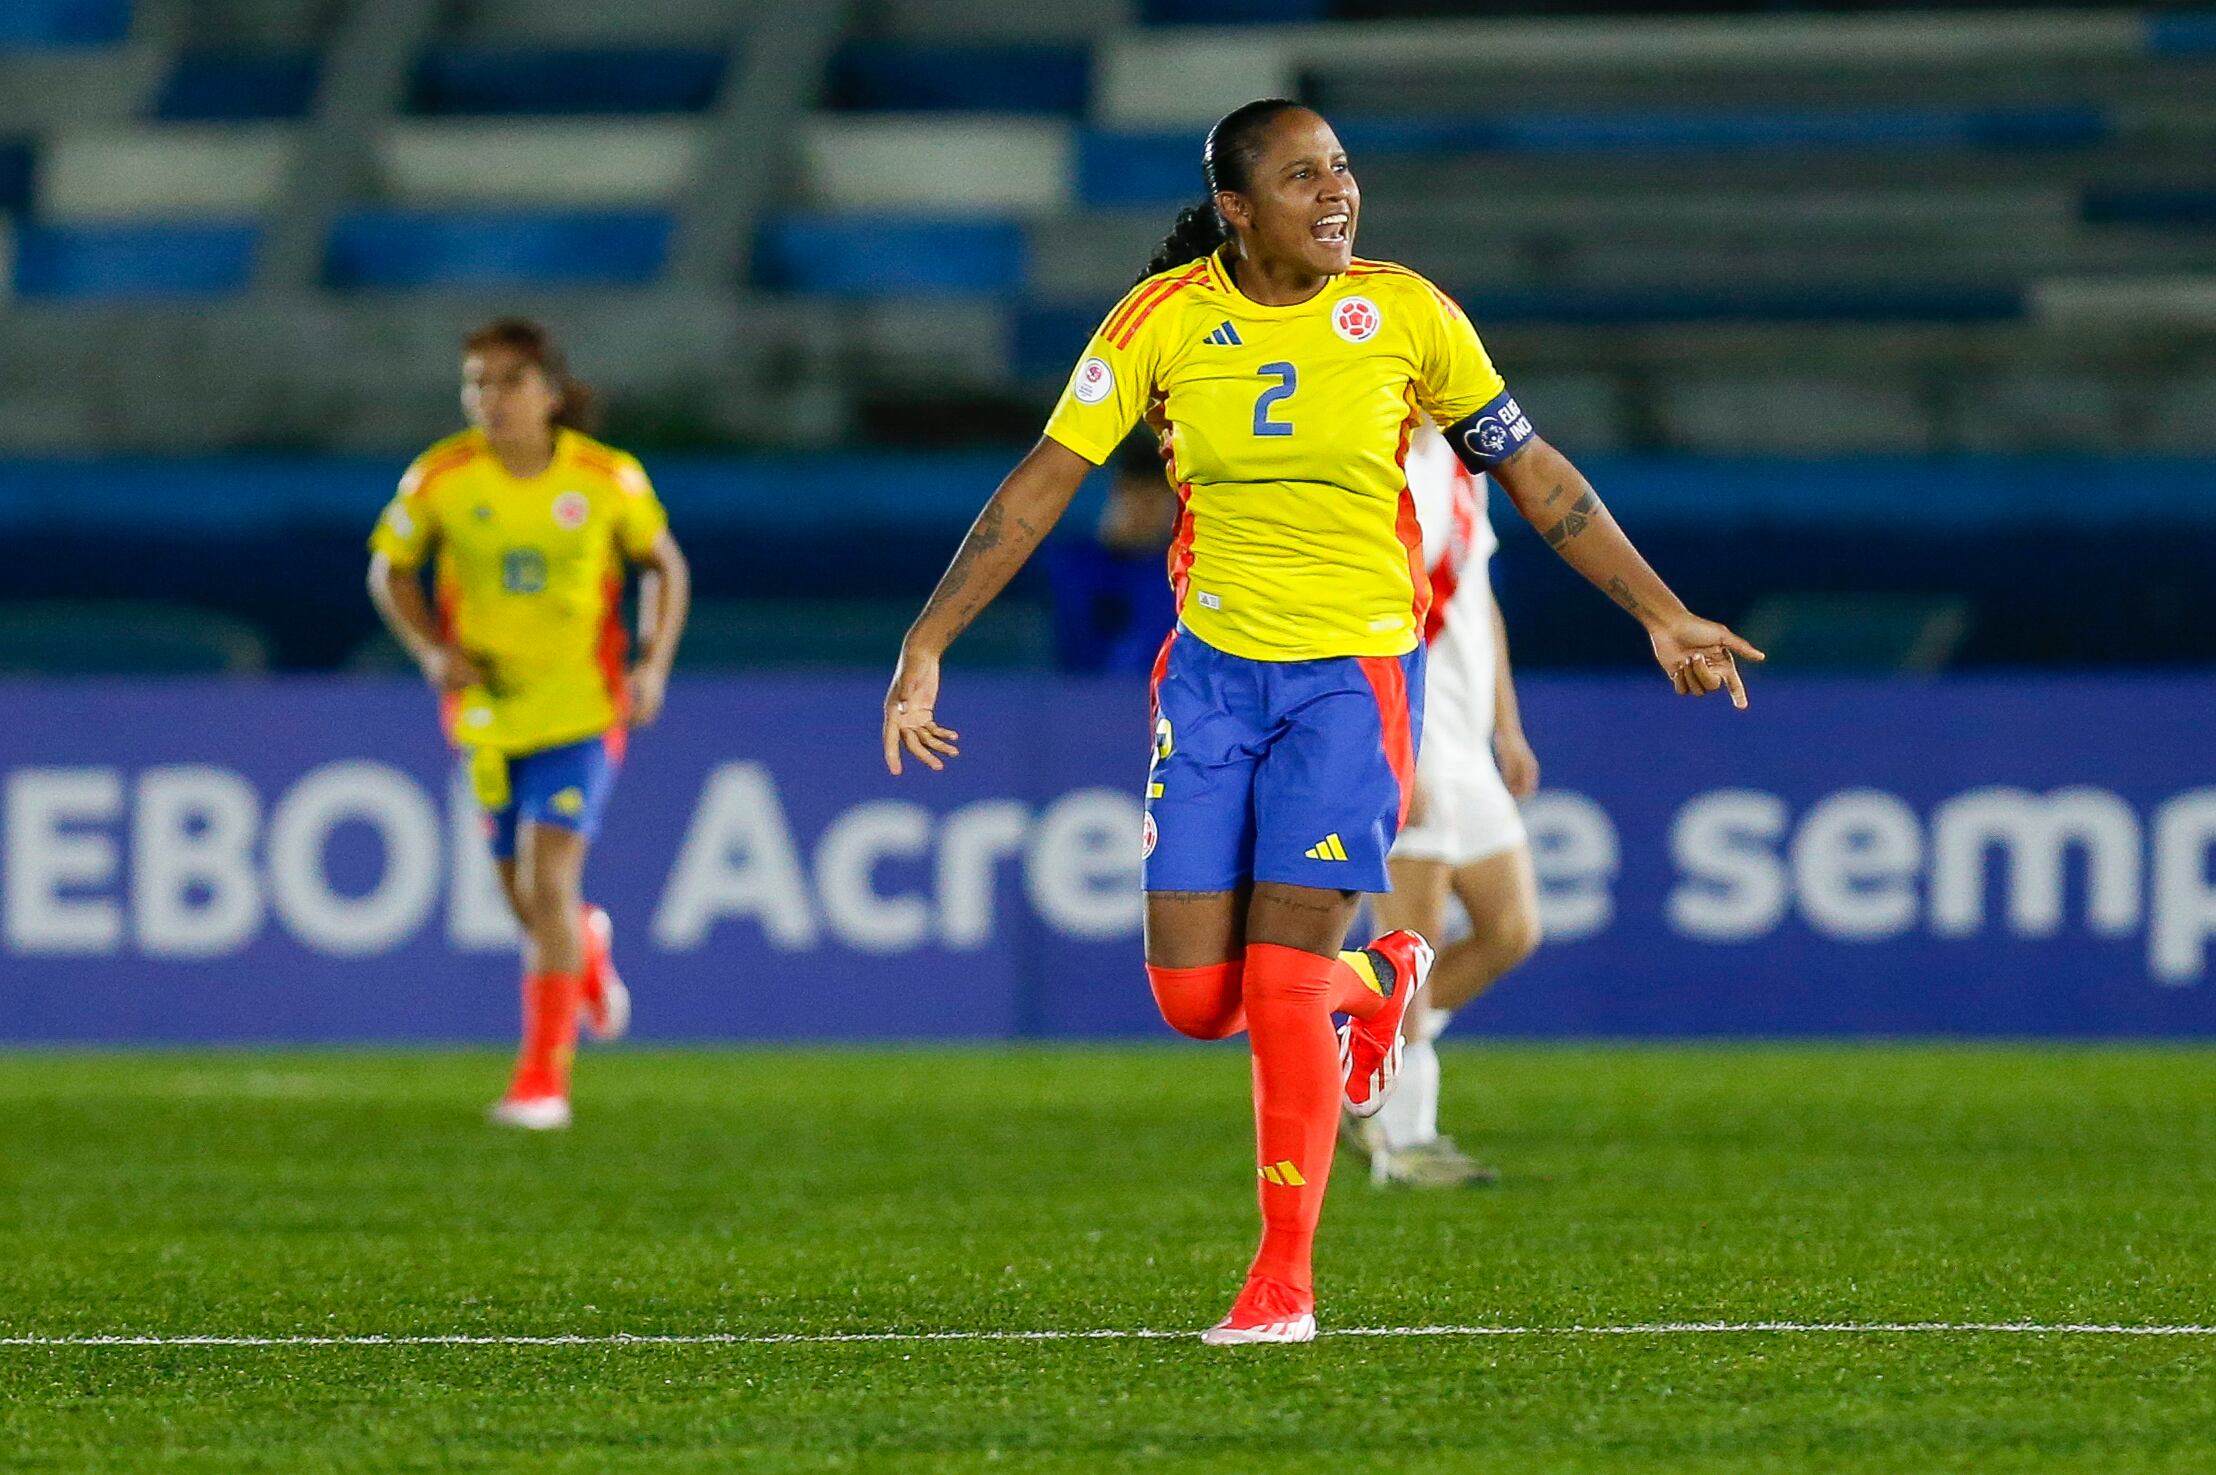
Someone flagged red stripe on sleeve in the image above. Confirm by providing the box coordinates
[1115,261,1209,348]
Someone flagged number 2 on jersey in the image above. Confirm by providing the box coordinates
[1251,362,1296,437]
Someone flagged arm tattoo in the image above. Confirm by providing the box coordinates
[1604,576,1648,619]
[1541,481,1567,508]
[917,495,1036,641]
[1540,490,1600,551]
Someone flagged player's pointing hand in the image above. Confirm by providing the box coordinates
[883,645,962,775]
[1650,615,1766,710]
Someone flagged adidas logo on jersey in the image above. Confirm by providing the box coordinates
[1203,321,1244,346]
[1304,834,1350,862]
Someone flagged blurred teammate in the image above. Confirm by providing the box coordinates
[367,319,690,1131]
[881,100,1760,1344]
[1348,424,1541,1188]
[1045,433,1180,675]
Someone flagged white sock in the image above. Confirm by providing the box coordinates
[1378,1034,1440,1151]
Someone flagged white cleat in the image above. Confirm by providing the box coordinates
[582,905,630,1042]
[488,1096,572,1131]
[1200,1312,1318,1347]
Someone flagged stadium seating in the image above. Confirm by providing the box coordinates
[0,0,2204,456]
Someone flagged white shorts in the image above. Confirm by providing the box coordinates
[1392,713,1527,868]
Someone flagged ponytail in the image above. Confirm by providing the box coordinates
[1139,199,1228,284]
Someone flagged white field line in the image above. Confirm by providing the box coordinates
[4,1322,2216,1349]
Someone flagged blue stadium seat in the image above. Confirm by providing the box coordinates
[408,47,726,116]
[2145,11,2216,56]
[0,140,34,214]
[13,222,259,298]
[2082,189,2216,228]
[756,215,1026,296]
[153,49,322,122]
[0,0,130,47]
[828,43,1090,115]
[324,208,673,287]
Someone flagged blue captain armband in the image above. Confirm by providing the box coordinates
[1445,390,1538,471]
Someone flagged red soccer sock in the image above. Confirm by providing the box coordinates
[1147,958,1246,1040]
[506,969,583,1101]
[1240,942,1351,1296]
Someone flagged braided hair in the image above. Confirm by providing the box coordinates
[1138,98,1304,284]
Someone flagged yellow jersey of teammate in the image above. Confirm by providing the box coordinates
[1044,250,1510,663]
[368,426,669,755]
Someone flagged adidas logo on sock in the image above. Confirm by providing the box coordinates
[1304,834,1349,861]
[1258,1160,1307,1186]
[1203,320,1244,346]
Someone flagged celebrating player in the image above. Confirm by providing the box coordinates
[367,318,690,1131]
[1349,423,1541,1188]
[882,100,1761,1344]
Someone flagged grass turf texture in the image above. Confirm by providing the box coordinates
[2,1046,2214,1473]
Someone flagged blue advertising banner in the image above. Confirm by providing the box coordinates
[2,674,2214,1042]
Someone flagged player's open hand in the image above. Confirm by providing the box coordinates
[1495,726,1541,799]
[420,644,484,692]
[628,662,669,727]
[883,647,961,775]
[1650,616,1766,709]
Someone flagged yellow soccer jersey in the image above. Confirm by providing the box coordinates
[1044,250,1509,662]
[368,427,669,755]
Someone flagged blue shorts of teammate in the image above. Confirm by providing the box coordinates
[473,732,622,861]
[1142,627,1424,895]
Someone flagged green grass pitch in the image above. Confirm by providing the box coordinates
[3,1044,2215,1473]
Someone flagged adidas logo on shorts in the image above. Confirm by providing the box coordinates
[1304,834,1349,862]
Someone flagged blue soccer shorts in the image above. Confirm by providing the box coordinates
[1141,628,1424,895]
[468,731,622,861]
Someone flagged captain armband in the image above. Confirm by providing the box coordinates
[1444,390,1537,472]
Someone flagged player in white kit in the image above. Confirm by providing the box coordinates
[1347,423,1544,1187]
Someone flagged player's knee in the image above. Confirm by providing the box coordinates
[1147,960,1245,1040]
[1494,900,1542,969]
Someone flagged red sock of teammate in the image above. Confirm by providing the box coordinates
[506,970,583,1101]
[1147,958,1246,1040]
[1238,942,1354,1300]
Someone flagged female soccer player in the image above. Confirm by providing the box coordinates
[1351,423,1542,1188]
[882,100,1760,1343]
[368,318,690,1131]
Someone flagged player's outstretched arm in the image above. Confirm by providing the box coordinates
[1490,437,1766,708]
[884,437,1092,774]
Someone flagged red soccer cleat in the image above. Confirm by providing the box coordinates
[579,905,630,1043]
[1200,1275,1317,1346]
[1338,929,1434,1120]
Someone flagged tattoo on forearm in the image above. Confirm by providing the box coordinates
[1542,481,1567,508]
[1605,576,1648,619]
[918,496,1036,640]
[1540,490,1600,550]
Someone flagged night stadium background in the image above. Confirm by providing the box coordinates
[2,0,2214,1469]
